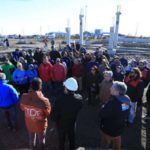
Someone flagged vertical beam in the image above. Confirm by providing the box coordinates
[114,6,121,48]
[79,9,84,45]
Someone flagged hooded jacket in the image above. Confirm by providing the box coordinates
[100,95,130,137]
[13,68,28,85]
[26,68,38,83]
[20,90,51,133]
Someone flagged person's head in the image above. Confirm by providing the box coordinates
[42,56,49,64]
[15,48,19,52]
[103,70,113,81]
[138,60,146,70]
[130,67,141,79]
[63,51,68,57]
[22,51,26,57]
[0,73,6,80]
[113,55,120,63]
[56,58,61,64]
[77,58,82,64]
[31,78,42,91]
[63,77,78,94]
[130,59,137,67]
[110,81,127,96]
[116,65,122,73]
[91,55,96,62]
[85,53,91,60]
[101,58,108,65]
[29,64,34,70]
[35,47,40,52]
[19,57,25,63]
[91,65,99,74]
[17,62,23,70]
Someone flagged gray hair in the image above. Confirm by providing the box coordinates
[104,70,113,77]
[112,81,127,95]
[0,73,6,80]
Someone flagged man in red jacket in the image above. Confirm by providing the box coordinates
[72,58,85,91]
[52,58,67,95]
[38,56,53,99]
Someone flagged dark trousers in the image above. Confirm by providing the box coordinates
[147,101,150,116]
[57,125,75,150]
[28,129,47,150]
[16,83,29,95]
[0,104,17,129]
[53,81,63,96]
[42,81,53,98]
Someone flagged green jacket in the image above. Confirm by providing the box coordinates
[2,63,15,82]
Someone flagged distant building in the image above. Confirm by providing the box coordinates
[94,29,102,36]
[83,31,93,38]
[45,32,66,39]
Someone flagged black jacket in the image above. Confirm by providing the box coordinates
[99,95,130,137]
[52,93,83,128]
[146,84,150,102]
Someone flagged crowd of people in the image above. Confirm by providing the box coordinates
[0,44,150,150]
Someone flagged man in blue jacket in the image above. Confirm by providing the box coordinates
[0,73,19,131]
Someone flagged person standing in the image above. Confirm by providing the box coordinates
[12,62,28,95]
[0,73,19,130]
[38,56,53,99]
[1,57,15,84]
[124,68,144,124]
[26,64,38,83]
[99,70,113,104]
[143,84,150,119]
[52,77,83,150]
[100,81,130,150]
[72,58,85,91]
[86,66,100,105]
[20,78,51,150]
[52,58,67,96]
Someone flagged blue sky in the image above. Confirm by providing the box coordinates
[0,0,150,36]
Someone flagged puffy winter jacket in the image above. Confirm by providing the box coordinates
[13,69,28,85]
[26,69,38,83]
[100,95,130,137]
[38,63,53,82]
[52,63,66,81]
[0,80,19,107]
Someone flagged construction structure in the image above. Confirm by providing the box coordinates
[79,9,84,45]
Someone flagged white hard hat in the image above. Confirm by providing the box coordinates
[63,77,78,91]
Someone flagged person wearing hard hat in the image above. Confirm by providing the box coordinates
[52,77,83,150]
